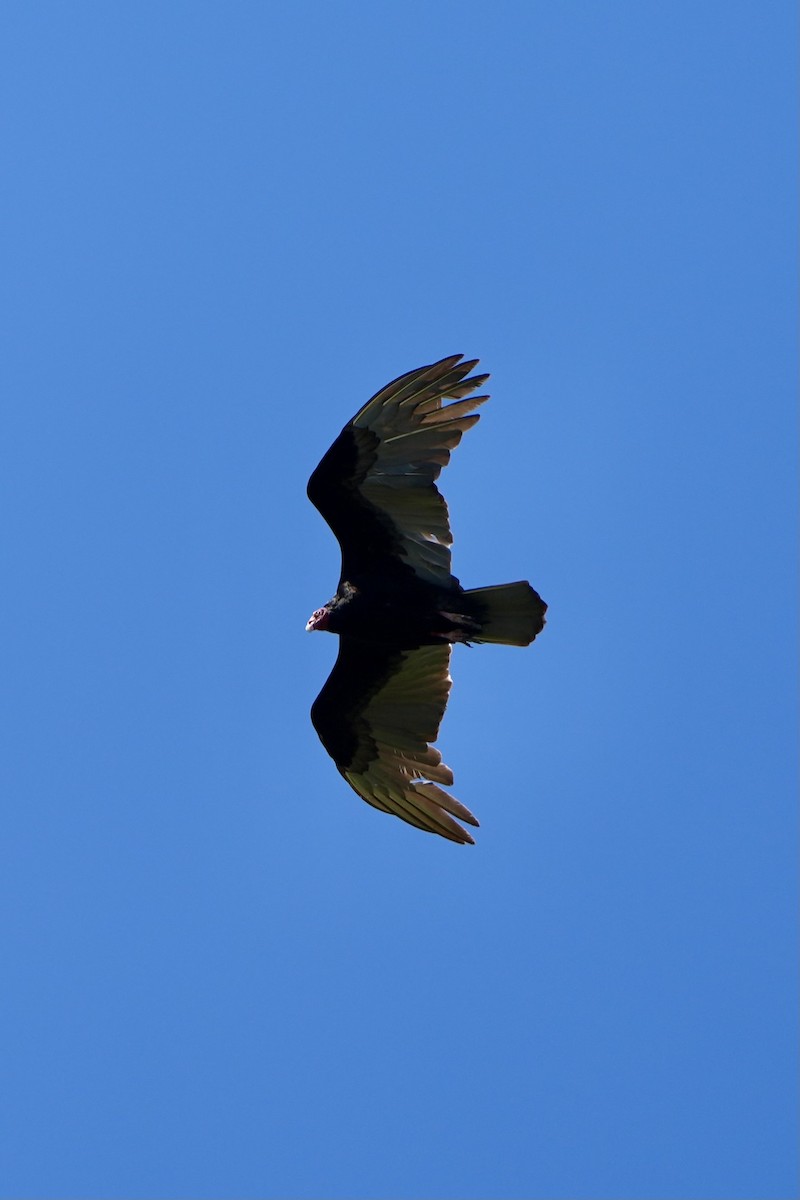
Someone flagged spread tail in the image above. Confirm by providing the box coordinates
[465,581,547,646]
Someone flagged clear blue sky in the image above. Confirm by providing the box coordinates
[2,3,796,1198]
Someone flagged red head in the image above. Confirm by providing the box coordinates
[305,606,331,632]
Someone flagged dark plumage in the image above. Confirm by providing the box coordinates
[306,354,547,843]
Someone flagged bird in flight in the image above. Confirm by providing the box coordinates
[306,354,547,844]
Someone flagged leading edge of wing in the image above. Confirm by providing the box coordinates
[311,639,479,844]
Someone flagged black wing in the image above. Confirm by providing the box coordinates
[311,639,479,844]
[307,355,489,585]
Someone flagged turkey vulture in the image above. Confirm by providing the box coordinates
[306,354,547,844]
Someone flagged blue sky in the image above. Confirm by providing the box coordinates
[2,3,796,1197]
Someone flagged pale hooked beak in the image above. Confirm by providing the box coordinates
[306,607,329,632]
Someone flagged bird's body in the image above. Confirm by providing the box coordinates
[306,354,546,843]
[308,577,483,645]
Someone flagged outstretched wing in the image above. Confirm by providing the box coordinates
[311,639,479,844]
[307,355,489,586]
